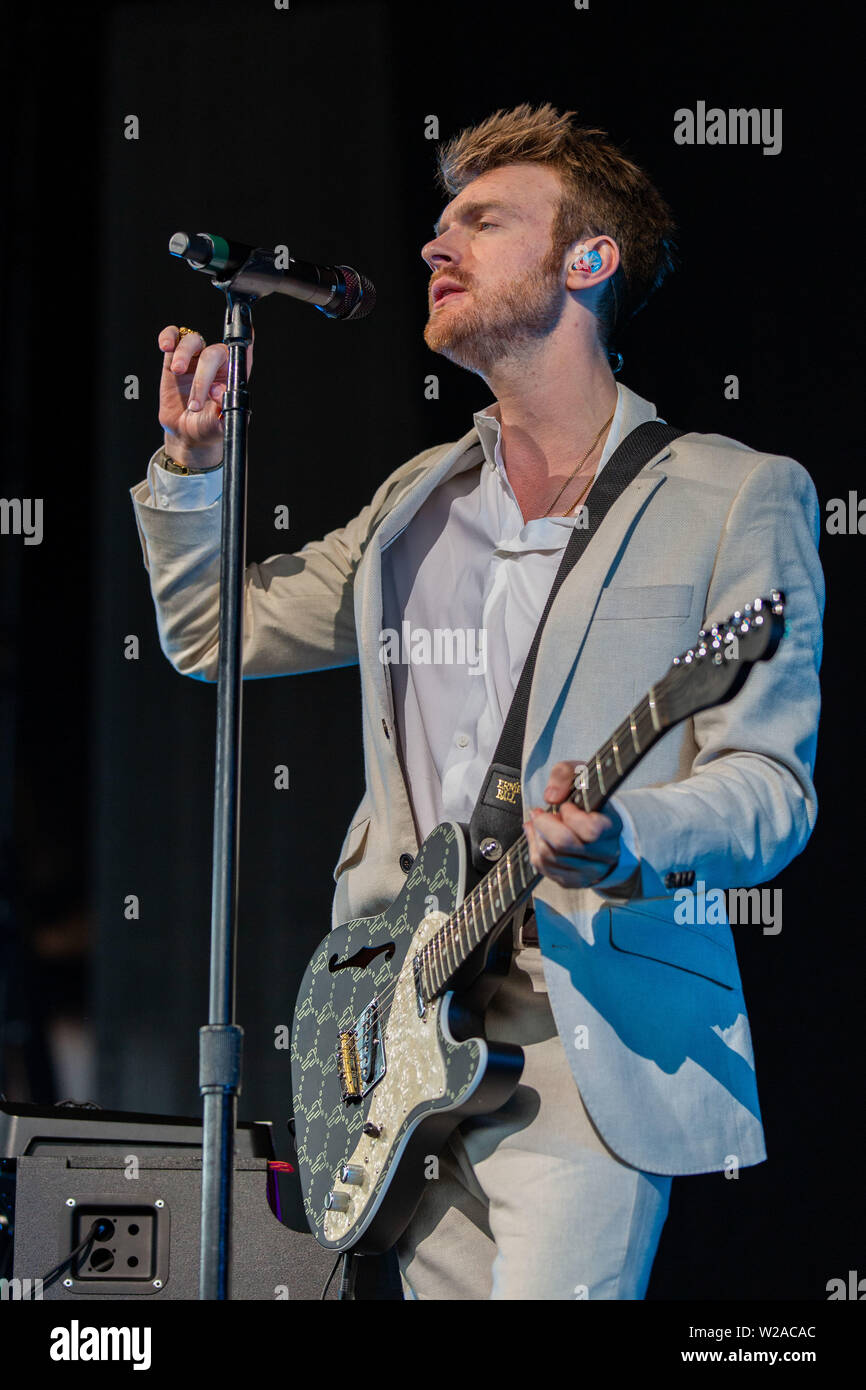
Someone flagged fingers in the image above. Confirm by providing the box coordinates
[158,325,208,375]
[543,758,588,802]
[187,345,230,412]
[526,804,610,856]
[157,324,251,411]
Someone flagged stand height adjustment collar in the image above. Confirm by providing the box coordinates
[199,1024,244,1093]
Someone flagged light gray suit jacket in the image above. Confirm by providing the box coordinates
[130,383,824,1175]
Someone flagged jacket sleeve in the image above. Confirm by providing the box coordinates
[613,452,825,897]
[129,444,442,682]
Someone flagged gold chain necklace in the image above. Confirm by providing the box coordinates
[542,406,616,518]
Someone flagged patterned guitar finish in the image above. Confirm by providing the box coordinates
[290,593,786,1253]
[290,820,521,1253]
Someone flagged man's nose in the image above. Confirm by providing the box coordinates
[421,233,457,270]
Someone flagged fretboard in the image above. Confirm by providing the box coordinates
[417,683,666,1002]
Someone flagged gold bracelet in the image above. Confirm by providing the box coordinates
[159,447,222,475]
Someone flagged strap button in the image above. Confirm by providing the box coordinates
[399,853,414,873]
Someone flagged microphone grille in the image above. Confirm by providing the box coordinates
[337,266,376,321]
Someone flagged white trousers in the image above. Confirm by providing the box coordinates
[395,945,672,1300]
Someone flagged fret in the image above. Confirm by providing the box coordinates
[521,841,533,884]
[611,735,623,777]
[451,910,464,967]
[458,906,469,961]
[444,921,457,976]
[434,930,445,990]
[598,741,618,786]
[647,684,662,733]
[460,898,474,952]
[629,709,641,754]
[506,850,516,903]
[470,891,482,946]
[500,861,510,914]
[613,717,635,774]
[463,899,476,956]
[594,751,606,798]
[486,874,497,925]
[490,863,505,920]
[583,762,600,812]
[478,888,492,935]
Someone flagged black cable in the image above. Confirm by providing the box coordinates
[31,1218,103,1297]
[337,1251,356,1300]
[320,1251,342,1301]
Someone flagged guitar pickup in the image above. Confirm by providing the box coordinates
[337,1030,362,1101]
[336,997,385,1103]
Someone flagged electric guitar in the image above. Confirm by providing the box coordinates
[290,592,786,1253]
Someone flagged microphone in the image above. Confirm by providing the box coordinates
[168,231,376,321]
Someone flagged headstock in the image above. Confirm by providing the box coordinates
[658,591,786,726]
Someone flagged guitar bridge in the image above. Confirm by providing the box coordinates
[336,997,385,1102]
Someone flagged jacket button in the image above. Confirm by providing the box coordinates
[399,853,414,873]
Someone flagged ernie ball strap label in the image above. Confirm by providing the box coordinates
[479,764,522,811]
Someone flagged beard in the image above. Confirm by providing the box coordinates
[423,251,567,376]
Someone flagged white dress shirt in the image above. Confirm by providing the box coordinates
[143,381,652,884]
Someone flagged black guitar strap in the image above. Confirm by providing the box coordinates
[466,419,686,876]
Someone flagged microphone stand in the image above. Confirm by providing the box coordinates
[197,283,254,1301]
[170,232,374,1299]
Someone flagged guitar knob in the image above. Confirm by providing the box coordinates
[363,1122,381,1138]
[340,1164,365,1185]
[325,1190,351,1212]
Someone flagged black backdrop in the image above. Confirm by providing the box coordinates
[1,0,862,1302]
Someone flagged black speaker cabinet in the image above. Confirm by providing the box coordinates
[0,1101,400,1300]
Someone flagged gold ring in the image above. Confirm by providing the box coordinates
[177,326,207,347]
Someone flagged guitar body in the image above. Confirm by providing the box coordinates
[290,820,525,1253]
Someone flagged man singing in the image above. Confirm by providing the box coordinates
[130,104,823,1299]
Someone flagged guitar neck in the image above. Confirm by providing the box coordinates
[418,684,667,1003]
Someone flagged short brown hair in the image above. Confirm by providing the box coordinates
[436,103,677,345]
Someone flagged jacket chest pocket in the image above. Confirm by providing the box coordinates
[333,815,372,883]
[594,584,694,620]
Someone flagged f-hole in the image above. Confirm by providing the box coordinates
[328,942,396,974]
